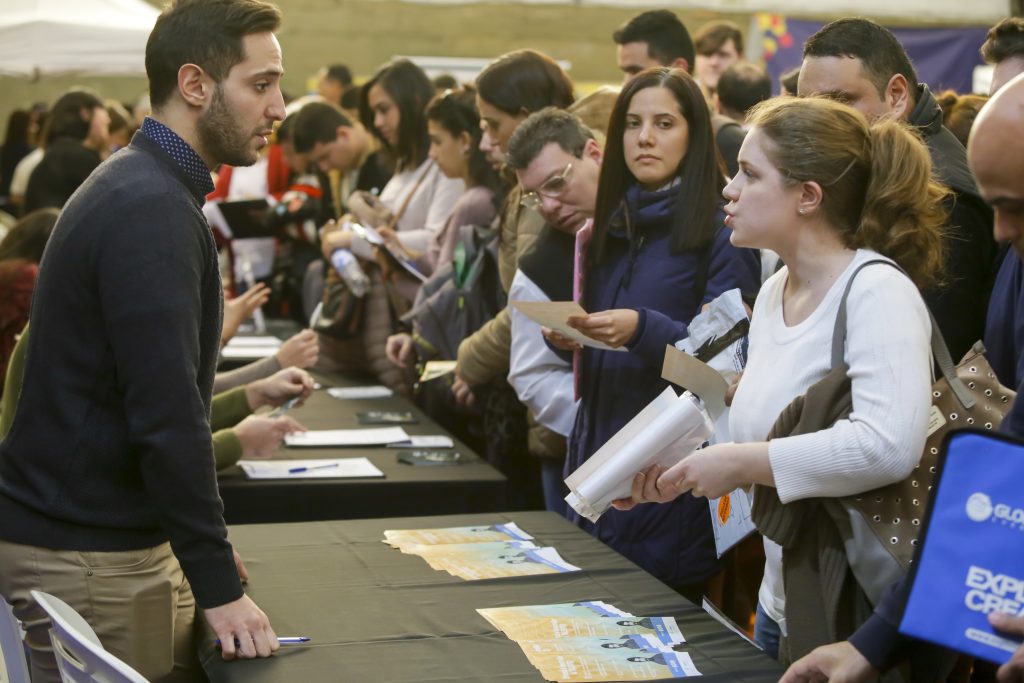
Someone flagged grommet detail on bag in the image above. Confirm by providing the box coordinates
[1002,396,1009,403]
[933,391,941,398]
[875,496,883,503]
[893,518,901,524]
[855,497,862,502]
[895,497,902,504]
[967,417,975,424]
[890,537,898,544]
[950,413,958,420]
[873,515,881,522]
[913,499,920,506]
[970,366,977,372]
[911,539,919,545]
[930,447,938,455]
[912,519,920,526]
[986,422,993,429]
[985,389,993,397]
[969,381,976,389]
[929,466,936,473]
[912,480,919,487]
[928,485,933,491]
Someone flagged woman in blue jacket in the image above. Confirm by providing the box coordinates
[550,68,761,601]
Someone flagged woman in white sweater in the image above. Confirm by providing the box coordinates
[613,97,946,659]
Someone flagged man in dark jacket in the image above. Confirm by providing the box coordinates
[0,0,288,679]
[799,18,998,363]
[781,70,1024,683]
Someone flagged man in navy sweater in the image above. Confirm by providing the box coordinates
[781,72,1024,683]
[0,0,287,679]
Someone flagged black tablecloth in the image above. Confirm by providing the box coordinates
[217,372,507,524]
[200,511,781,682]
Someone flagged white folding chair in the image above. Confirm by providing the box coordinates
[29,590,148,683]
[0,597,31,683]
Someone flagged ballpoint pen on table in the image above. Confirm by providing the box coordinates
[268,395,301,418]
[288,463,340,474]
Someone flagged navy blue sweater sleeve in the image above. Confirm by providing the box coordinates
[626,229,760,368]
[96,193,241,608]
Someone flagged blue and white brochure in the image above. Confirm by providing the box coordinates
[900,430,1024,664]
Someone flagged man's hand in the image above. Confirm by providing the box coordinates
[386,333,415,368]
[204,594,279,661]
[566,309,639,348]
[541,326,582,352]
[990,612,1024,683]
[221,283,270,346]
[275,329,319,369]
[781,641,877,683]
[245,367,315,410]
[234,415,305,459]
[451,367,476,409]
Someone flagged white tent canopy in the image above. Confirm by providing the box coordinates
[0,0,158,78]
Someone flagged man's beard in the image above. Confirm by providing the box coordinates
[197,86,260,167]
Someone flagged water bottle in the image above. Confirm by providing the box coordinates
[330,248,370,297]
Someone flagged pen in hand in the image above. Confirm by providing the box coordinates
[216,636,311,647]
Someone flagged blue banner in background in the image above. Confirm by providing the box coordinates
[758,14,990,95]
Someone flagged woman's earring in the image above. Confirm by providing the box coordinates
[798,208,807,215]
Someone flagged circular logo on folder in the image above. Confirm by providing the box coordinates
[966,493,994,522]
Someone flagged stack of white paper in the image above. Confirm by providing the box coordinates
[564,387,714,523]
[221,335,282,360]
[327,386,394,400]
[284,427,409,447]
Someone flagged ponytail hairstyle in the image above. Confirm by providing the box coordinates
[747,96,946,288]
[425,86,500,193]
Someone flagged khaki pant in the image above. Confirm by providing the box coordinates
[0,539,201,683]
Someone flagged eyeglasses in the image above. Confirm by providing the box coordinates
[520,162,573,211]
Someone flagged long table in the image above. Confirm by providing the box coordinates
[199,511,781,682]
[217,373,507,524]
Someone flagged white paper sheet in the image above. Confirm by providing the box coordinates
[389,435,455,449]
[220,345,281,360]
[661,346,729,421]
[284,427,409,447]
[510,301,626,352]
[327,386,395,400]
[226,336,282,347]
[564,387,714,522]
[239,457,384,479]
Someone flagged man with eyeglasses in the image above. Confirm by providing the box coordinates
[503,108,603,515]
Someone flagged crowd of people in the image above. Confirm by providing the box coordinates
[1,0,1024,681]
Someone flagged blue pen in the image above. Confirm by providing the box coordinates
[288,463,339,474]
[269,395,301,418]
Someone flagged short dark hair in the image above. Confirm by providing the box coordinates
[432,73,459,91]
[476,50,575,117]
[292,102,353,153]
[981,17,1024,64]
[505,108,594,171]
[717,63,772,117]
[359,59,435,169]
[594,68,724,262]
[324,63,353,87]
[612,10,695,74]
[146,0,282,108]
[803,18,918,98]
[45,89,104,144]
[340,85,361,111]
[694,21,744,57]
[425,86,499,191]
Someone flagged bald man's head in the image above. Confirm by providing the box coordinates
[969,72,1024,256]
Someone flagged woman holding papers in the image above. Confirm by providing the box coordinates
[549,68,760,601]
[614,97,942,660]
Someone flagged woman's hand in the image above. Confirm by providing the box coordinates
[657,445,745,500]
[221,283,270,346]
[275,329,319,369]
[541,326,582,352]
[451,367,476,408]
[245,367,315,410]
[233,415,305,459]
[611,464,672,511]
[320,220,353,260]
[349,191,393,228]
[385,333,415,368]
[566,309,639,348]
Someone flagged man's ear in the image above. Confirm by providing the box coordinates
[886,73,912,118]
[178,64,211,108]
[335,125,351,142]
[669,57,690,74]
[583,137,603,165]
